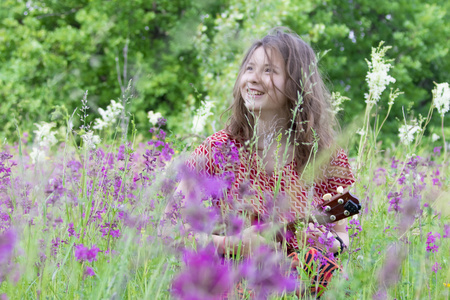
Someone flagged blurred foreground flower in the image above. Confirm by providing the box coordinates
[172,245,235,299]
[0,229,16,264]
[241,246,297,298]
[81,131,101,149]
[30,122,58,163]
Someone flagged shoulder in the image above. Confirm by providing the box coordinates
[197,130,243,152]
[188,130,242,174]
[324,148,355,188]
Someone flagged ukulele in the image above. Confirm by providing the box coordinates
[278,189,361,241]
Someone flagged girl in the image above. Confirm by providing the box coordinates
[167,27,356,297]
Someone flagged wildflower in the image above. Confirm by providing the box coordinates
[434,146,442,156]
[0,229,16,263]
[34,122,57,148]
[330,92,350,114]
[184,200,219,234]
[346,219,362,238]
[398,123,421,145]
[432,133,441,142]
[388,88,403,106]
[157,117,167,126]
[364,42,396,104]
[192,97,215,134]
[68,223,79,238]
[93,100,124,130]
[148,111,163,125]
[376,244,405,295]
[224,215,244,236]
[388,191,402,212]
[426,232,440,253]
[74,244,100,262]
[81,131,101,149]
[432,262,442,274]
[241,246,296,297]
[171,245,235,299]
[443,224,449,238]
[432,82,450,117]
[84,266,95,277]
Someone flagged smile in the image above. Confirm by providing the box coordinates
[247,88,264,96]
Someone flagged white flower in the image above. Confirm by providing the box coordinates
[331,92,350,114]
[93,100,124,130]
[147,111,163,125]
[81,131,101,149]
[388,88,403,106]
[34,122,57,148]
[398,123,421,145]
[30,147,45,164]
[365,42,396,104]
[192,98,215,134]
[432,82,450,117]
[432,133,440,142]
[356,128,366,136]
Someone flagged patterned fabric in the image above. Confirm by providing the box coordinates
[288,247,340,297]
[188,129,355,296]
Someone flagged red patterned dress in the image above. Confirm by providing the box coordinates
[188,130,356,296]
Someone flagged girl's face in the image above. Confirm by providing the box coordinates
[240,46,288,119]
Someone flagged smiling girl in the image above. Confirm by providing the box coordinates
[168,27,356,297]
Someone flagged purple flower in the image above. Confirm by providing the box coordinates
[84,266,95,277]
[0,229,16,263]
[346,219,362,238]
[74,244,100,262]
[426,232,440,253]
[172,245,235,299]
[443,224,449,238]
[240,246,296,297]
[184,200,219,234]
[157,117,167,126]
[118,145,126,161]
[224,215,244,236]
[432,262,441,274]
[376,244,405,294]
[373,168,387,186]
[74,244,89,262]
[390,157,399,169]
[433,146,442,155]
[387,191,402,213]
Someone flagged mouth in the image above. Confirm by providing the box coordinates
[246,87,264,98]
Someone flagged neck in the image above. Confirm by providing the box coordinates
[253,118,293,151]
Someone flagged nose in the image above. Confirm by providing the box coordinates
[247,70,260,84]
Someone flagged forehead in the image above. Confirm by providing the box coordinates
[247,46,284,67]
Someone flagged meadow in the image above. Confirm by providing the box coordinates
[0,36,449,300]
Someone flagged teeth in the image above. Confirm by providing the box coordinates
[247,88,263,96]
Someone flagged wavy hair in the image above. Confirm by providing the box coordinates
[225,27,337,168]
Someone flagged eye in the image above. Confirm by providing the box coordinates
[265,67,273,73]
[246,66,253,71]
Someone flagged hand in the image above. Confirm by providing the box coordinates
[225,224,278,257]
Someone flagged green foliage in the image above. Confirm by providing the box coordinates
[0,0,227,140]
[0,0,449,147]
